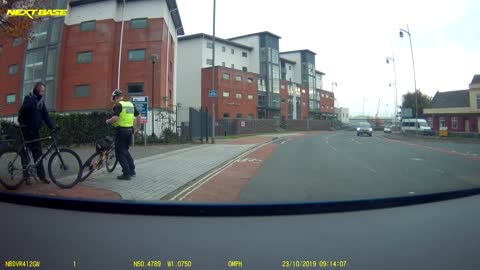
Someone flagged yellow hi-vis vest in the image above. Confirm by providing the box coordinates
[113,101,134,128]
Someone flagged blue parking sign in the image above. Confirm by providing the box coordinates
[131,96,148,124]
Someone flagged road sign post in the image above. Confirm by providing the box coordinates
[132,96,148,146]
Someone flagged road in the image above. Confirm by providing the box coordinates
[240,131,480,202]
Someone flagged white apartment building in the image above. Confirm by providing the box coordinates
[177,33,253,109]
[336,107,350,124]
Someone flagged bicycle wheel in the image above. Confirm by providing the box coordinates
[106,150,117,173]
[0,149,25,190]
[48,149,82,189]
[80,152,102,182]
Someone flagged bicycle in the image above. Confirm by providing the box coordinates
[0,125,83,190]
[80,136,118,181]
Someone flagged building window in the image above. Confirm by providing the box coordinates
[222,62,226,67]
[242,52,247,57]
[222,46,226,52]
[451,117,458,129]
[235,75,242,82]
[289,65,292,70]
[12,37,22,47]
[302,89,306,94]
[477,94,480,109]
[231,64,235,69]
[50,18,63,44]
[206,59,213,65]
[236,113,242,118]
[247,78,253,83]
[223,112,230,118]
[76,51,92,63]
[236,93,242,99]
[281,85,285,89]
[0,45,3,55]
[439,117,446,128]
[80,20,96,32]
[23,50,45,94]
[248,114,254,119]
[222,73,230,80]
[127,83,144,95]
[131,18,148,29]
[128,49,146,61]
[223,91,229,97]
[206,42,213,49]
[8,64,18,75]
[427,117,433,127]
[242,67,248,72]
[231,48,234,54]
[28,18,49,49]
[247,95,254,100]
[74,85,90,97]
[6,94,16,104]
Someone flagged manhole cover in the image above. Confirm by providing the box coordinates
[411,158,424,161]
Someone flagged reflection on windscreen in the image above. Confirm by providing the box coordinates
[0,0,479,204]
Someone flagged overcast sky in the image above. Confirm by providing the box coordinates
[176,0,480,116]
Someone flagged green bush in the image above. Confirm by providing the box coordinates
[1,111,115,147]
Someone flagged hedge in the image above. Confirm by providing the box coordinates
[1,111,116,147]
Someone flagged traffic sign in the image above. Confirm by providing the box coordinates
[131,96,148,124]
[208,90,218,97]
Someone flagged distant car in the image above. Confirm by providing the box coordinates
[357,122,373,136]
[384,125,392,133]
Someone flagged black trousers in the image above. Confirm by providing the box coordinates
[115,128,135,176]
[20,129,46,179]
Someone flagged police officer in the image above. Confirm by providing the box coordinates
[106,89,140,180]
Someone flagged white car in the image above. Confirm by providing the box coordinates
[384,125,392,133]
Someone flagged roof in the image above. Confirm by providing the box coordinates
[430,90,470,108]
[280,57,296,64]
[227,31,281,40]
[178,33,254,51]
[316,70,326,75]
[280,49,317,56]
[471,74,480,85]
[69,0,184,35]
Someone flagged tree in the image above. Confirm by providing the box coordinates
[401,90,432,118]
[0,0,49,42]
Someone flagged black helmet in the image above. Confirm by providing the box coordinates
[111,88,122,101]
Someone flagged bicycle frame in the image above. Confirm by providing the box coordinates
[9,127,63,177]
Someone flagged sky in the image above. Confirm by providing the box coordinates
[175,0,480,117]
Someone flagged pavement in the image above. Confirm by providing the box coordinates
[0,132,304,200]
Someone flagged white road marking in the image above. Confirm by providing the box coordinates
[326,140,337,151]
[281,139,291,144]
[169,140,272,201]
[408,191,415,195]
[351,138,362,144]
[368,167,377,173]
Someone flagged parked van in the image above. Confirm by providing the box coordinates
[401,118,432,132]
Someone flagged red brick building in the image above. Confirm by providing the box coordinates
[202,67,258,120]
[320,89,335,119]
[0,0,183,129]
[280,80,289,119]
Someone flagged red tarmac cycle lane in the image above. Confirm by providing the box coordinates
[182,142,280,202]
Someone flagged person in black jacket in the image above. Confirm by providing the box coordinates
[17,82,55,185]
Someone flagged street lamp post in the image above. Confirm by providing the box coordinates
[331,82,337,127]
[150,54,159,137]
[400,25,418,131]
[386,56,398,126]
[211,0,216,144]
